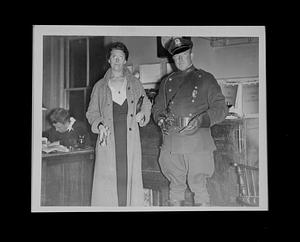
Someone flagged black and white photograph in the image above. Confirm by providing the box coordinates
[32,25,267,212]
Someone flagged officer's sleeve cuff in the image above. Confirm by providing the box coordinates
[199,112,211,128]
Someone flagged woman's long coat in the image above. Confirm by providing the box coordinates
[86,68,152,206]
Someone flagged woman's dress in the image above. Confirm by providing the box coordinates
[113,99,128,206]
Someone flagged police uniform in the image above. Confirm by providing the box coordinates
[152,37,228,206]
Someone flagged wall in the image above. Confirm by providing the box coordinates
[43,36,65,130]
[107,36,259,79]
[191,38,258,79]
[43,37,62,110]
[108,36,163,72]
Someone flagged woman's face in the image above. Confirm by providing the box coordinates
[53,121,69,133]
[108,49,126,72]
[172,49,193,71]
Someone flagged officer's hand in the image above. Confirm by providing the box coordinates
[158,117,168,135]
[157,117,165,127]
[165,115,175,125]
[158,115,174,135]
[157,113,168,127]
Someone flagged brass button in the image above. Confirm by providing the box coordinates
[169,89,172,92]
[129,128,132,131]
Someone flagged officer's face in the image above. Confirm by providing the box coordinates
[172,49,193,71]
[108,49,127,71]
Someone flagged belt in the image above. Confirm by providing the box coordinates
[172,116,192,128]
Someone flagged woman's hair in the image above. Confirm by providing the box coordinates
[49,108,70,124]
[106,42,129,61]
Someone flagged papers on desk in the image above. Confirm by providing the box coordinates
[42,139,70,153]
[225,115,239,119]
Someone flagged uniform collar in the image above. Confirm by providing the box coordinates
[184,64,195,73]
[176,64,195,75]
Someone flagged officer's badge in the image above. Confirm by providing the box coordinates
[192,89,198,98]
[175,38,181,46]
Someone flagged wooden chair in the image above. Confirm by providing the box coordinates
[232,162,259,206]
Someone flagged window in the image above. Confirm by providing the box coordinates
[69,38,87,88]
[64,37,89,122]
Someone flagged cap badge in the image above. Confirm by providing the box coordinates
[175,38,181,46]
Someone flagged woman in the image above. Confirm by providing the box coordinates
[44,108,91,148]
[86,42,152,207]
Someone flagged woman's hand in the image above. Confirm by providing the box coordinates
[136,112,146,126]
[98,124,110,146]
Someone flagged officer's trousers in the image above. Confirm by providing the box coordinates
[159,150,215,204]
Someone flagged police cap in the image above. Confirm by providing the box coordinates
[167,37,193,56]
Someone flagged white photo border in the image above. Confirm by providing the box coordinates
[32,25,267,212]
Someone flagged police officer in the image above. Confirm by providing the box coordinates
[152,37,228,206]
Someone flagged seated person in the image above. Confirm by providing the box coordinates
[43,108,91,148]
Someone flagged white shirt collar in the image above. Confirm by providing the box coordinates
[109,77,127,105]
[67,117,76,132]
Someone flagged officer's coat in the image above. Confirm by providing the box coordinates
[86,68,152,206]
[152,65,228,153]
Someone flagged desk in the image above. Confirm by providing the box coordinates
[41,147,94,206]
